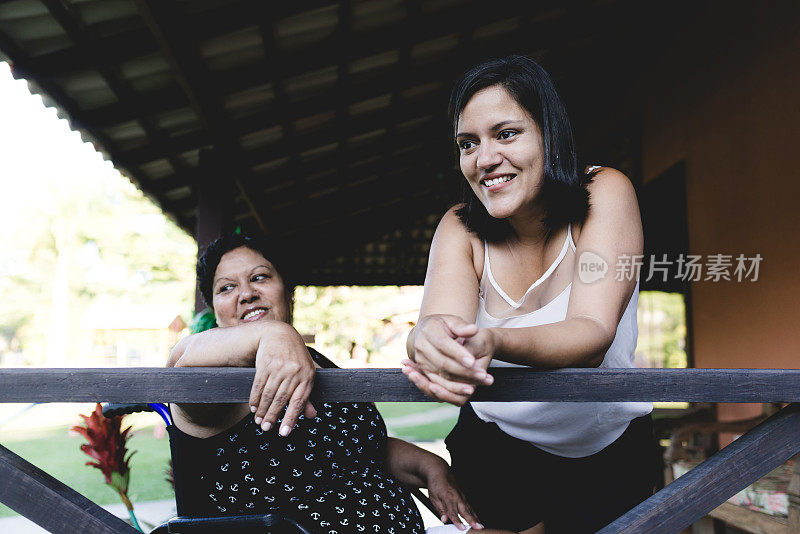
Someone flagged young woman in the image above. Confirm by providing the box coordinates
[404,56,656,533]
[168,233,509,533]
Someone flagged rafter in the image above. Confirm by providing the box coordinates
[133,0,266,233]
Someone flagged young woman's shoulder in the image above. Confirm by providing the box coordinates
[573,167,638,243]
[432,205,485,279]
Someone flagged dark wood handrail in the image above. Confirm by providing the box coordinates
[1,367,800,533]
[1,367,799,403]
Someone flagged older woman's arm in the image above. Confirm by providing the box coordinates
[168,319,316,436]
[385,437,483,530]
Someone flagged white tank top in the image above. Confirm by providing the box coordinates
[471,223,652,458]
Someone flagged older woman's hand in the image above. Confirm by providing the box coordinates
[425,456,484,530]
[250,321,317,436]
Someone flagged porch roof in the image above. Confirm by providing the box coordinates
[0,0,689,285]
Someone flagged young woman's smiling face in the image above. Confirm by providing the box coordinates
[456,85,545,222]
[212,246,290,327]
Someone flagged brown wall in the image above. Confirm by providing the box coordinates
[641,3,800,386]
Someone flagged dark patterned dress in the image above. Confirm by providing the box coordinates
[168,348,424,534]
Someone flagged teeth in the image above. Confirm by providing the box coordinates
[243,309,265,320]
[483,175,514,187]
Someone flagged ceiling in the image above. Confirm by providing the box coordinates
[0,0,691,284]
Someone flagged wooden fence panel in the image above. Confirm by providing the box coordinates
[0,444,139,533]
[598,403,800,533]
[1,367,800,403]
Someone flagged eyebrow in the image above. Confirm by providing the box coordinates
[214,264,272,286]
[455,119,524,138]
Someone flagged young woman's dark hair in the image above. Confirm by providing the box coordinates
[196,232,292,311]
[449,55,595,242]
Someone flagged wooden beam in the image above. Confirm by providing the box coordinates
[133,0,266,234]
[41,0,192,183]
[599,403,800,533]
[2,368,800,404]
[26,1,337,76]
[0,445,139,533]
[73,0,578,133]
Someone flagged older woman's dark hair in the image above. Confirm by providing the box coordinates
[449,55,594,241]
[197,232,291,310]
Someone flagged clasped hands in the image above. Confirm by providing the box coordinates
[404,314,496,405]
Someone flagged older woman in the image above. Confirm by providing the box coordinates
[403,56,657,533]
[167,233,498,533]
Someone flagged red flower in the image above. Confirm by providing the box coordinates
[72,403,135,496]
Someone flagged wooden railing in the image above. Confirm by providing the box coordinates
[1,368,799,533]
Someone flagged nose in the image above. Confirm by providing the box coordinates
[239,281,258,304]
[476,141,502,171]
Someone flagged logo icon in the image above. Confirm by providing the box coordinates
[578,251,608,284]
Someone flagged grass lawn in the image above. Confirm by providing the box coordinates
[375,402,444,419]
[376,402,458,442]
[0,422,174,518]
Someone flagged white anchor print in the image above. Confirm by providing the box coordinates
[250,487,259,495]
[244,473,254,482]
[286,443,296,451]
[220,463,229,472]
[357,510,365,518]
[216,448,225,456]
[209,494,217,502]
[292,469,302,477]
[215,482,223,491]
[305,453,314,461]
[230,483,238,491]
[269,458,280,467]
[357,525,365,532]
[266,476,276,484]
[340,518,349,525]
[241,460,250,469]
[311,512,320,520]
[217,506,226,513]
[238,446,247,454]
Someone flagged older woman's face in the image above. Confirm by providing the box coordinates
[212,246,290,327]
[456,85,545,221]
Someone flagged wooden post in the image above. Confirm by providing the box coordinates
[598,403,800,533]
[194,147,234,313]
[0,444,139,533]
